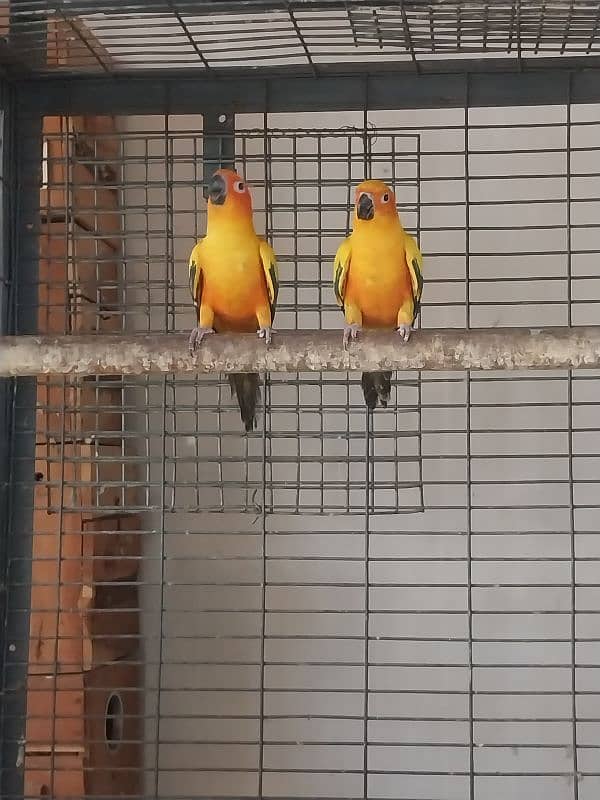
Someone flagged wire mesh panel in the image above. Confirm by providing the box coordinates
[6,1,600,76]
[5,97,600,800]
[35,121,423,514]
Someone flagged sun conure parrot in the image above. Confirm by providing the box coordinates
[333,179,424,410]
[188,168,278,432]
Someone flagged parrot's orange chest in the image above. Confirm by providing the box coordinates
[345,227,412,328]
[199,232,269,332]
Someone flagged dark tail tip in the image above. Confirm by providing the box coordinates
[229,373,260,432]
[361,371,392,410]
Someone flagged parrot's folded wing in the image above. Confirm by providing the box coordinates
[259,239,278,317]
[188,242,204,308]
[405,233,424,322]
[333,237,352,309]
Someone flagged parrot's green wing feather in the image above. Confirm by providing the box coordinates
[259,239,278,318]
[333,238,352,309]
[188,242,204,311]
[405,234,424,324]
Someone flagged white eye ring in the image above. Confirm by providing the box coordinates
[382,192,390,203]
[234,180,246,193]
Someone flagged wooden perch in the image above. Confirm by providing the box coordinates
[2,327,600,376]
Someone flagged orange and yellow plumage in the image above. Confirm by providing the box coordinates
[188,168,278,431]
[333,179,424,408]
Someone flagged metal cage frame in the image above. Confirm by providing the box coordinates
[3,2,600,799]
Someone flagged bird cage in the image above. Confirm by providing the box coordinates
[1,2,600,799]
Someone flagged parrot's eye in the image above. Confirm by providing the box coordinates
[234,180,246,193]
[382,192,390,203]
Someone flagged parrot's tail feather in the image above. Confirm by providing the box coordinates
[361,371,392,410]
[229,373,261,432]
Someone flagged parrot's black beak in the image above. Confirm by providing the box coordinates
[356,192,374,221]
[207,173,227,206]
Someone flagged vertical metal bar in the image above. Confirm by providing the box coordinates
[566,77,580,800]
[345,133,352,512]
[292,132,301,512]
[362,92,371,800]
[391,132,400,510]
[202,110,234,509]
[0,99,42,800]
[464,75,475,800]
[362,406,372,800]
[415,132,424,512]
[257,106,268,800]
[166,130,175,334]
[317,132,325,511]
[0,78,14,800]
[153,111,171,799]
[144,135,151,331]
[202,112,234,199]
[50,337,68,800]
[142,132,153,518]
[0,81,10,576]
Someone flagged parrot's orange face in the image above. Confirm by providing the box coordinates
[354,179,397,222]
[207,168,252,216]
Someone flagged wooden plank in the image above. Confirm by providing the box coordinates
[71,229,119,303]
[38,223,70,334]
[71,293,122,335]
[24,756,85,799]
[78,442,137,517]
[46,15,113,72]
[80,583,140,670]
[36,377,123,445]
[26,673,85,751]
[35,442,136,516]
[41,117,121,249]
[69,115,120,184]
[82,514,141,584]
[30,446,84,675]
[84,661,143,797]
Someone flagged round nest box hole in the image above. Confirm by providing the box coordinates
[105,692,124,751]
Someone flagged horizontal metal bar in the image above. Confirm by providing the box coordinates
[2,327,600,376]
[14,66,600,115]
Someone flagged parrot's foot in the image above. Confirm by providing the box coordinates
[257,326,274,345]
[188,326,215,354]
[396,324,413,343]
[343,323,362,349]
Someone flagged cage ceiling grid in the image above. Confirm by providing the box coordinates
[2,2,600,800]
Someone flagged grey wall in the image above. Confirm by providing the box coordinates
[118,105,600,799]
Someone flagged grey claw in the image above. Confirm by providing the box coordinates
[343,323,362,350]
[189,326,215,354]
[258,327,273,345]
[396,324,412,343]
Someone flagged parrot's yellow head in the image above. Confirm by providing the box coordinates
[206,168,253,219]
[354,179,398,224]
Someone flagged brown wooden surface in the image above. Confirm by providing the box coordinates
[29,490,84,675]
[25,662,142,798]
[82,514,141,584]
[69,115,121,182]
[41,117,121,248]
[81,583,140,671]
[36,377,123,444]
[46,16,113,79]
[27,99,140,796]
[84,661,143,797]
